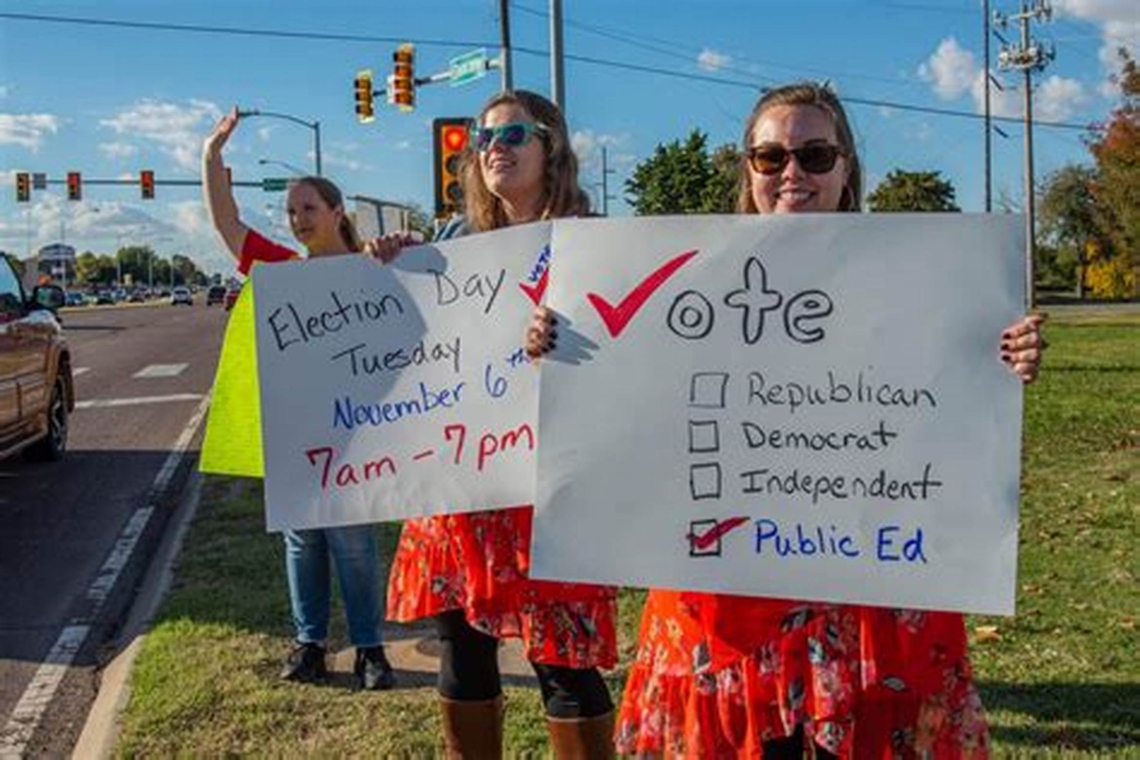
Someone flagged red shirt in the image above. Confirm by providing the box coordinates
[237,229,296,276]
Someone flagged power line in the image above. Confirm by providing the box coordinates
[0,11,494,49]
[0,9,1100,132]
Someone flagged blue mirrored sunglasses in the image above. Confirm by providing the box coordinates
[471,121,547,152]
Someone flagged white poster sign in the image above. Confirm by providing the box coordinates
[529,215,1025,615]
[254,222,551,531]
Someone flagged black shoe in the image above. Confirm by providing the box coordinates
[354,645,396,691]
[280,642,327,683]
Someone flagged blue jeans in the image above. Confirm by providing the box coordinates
[283,525,383,648]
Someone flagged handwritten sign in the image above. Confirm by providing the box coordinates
[529,215,1025,615]
[253,222,552,531]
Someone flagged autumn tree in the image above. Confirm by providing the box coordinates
[1038,164,1101,295]
[1087,48,1140,297]
[867,170,960,212]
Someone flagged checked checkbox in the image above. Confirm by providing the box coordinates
[687,516,750,557]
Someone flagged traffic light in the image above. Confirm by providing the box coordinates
[67,172,82,201]
[15,172,30,203]
[354,69,375,123]
[389,43,415,113]
[140,170,155,200]
[433,117,471,218]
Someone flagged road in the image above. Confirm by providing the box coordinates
[0,299,228,757]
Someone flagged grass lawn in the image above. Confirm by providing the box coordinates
[115,310,1139,758]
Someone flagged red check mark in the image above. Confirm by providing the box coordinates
[587,250,698,337]
[518,268,549,306]
[689,517,749,551]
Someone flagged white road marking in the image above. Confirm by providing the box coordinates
[75,393,204,410]
[72,368,90,377]
[0,396,212,757]
[132,363,188,379]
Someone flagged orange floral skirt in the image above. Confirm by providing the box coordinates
[615,591,988,759]
[387,505,618,669]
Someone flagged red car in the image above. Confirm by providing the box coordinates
[224,284,242,310]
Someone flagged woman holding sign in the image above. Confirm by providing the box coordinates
[200,108,397,691]
[527,83,1043,757]
[380,90,618,758]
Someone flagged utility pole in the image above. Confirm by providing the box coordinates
[600,146,616,216]
[499,0,513,92]
[983,0,992,213]
[995,0,1054,309]
[550,0,565,111]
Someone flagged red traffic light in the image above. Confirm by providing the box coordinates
[354,69,375,123]
[67,172,82,202]
[140,170,155,200]
[442,125,468,153]
[15,172,31,203]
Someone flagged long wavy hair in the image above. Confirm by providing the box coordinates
[461,90,590,232]
[736,82,863,214]
[290,176,362,253]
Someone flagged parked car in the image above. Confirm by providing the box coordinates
[171,286,193,306]
[224,284,242,311]
[112,288,127,302]
[95,290,115,305]
[64,292,87,307]
[128,290,146,303]
[0,256,74,461]
[206,285,226,306]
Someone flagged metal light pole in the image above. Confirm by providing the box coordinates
[258,158,307,176]
[550,0,565,110]
[995,0,1054,309]
[499,0,513,91]
[237,109,322,176]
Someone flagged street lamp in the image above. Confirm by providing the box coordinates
[237,109,322,176]
[258,158,307,177]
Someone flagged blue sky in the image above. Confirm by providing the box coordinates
[1,0,1136,276]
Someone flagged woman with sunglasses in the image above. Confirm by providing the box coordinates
[529,82,1042,758]
[201,107,397,691]
[381,90,618,758]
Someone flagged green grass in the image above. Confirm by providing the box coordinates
[115,310,1140,758]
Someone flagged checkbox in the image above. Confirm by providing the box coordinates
[688,420,720,453]
[689,372,729,409]
[690,462,722,501]
[687,518,723,557]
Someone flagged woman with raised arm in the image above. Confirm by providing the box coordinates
[380,89,618,759]
[201,107,396,691]
[528,82,1043,759]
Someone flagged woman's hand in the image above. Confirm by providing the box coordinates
[1000,314,1046,384]
[525,306,556,360]
[204,106,240,158]
[363,231,424,264]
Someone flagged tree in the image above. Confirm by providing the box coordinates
[1038,164,1101,296]
[625,130,738,215]
[1087,48,1140,296]
[867,170,960,212]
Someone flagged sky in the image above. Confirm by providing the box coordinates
[0,0,1136,277]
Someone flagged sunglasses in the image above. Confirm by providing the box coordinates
[472,121,546,152]
[748,143,846,175]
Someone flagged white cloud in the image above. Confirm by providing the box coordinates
[571,129,627,168]
[697,48,731,72]
[920,37,1086,122]
[1053,0,1139,92]
[100,99,222,172]
[99,141,138,159]
[0,113,61,151]
[395,140,411,151]
[257,126,274,142]
[919,38,977,100]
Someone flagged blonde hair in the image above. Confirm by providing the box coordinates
[290,176,361,252]
[736,82,863,214]
[461,90,590,232]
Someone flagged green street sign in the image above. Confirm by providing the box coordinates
[262,177,288,192]
[449,49,487,87]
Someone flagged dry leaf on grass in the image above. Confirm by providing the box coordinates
[974,625,1002,643]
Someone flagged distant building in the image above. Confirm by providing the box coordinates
[36,243,77,285]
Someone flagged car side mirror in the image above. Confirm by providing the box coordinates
[32,284,66,312]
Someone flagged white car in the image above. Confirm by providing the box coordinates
[170,286,193,306]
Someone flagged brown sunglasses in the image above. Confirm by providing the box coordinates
[748,144,847,175]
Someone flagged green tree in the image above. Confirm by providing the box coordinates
[625,130,737,215]
[1088,48,1140,294]
[867,170,960,212]
[1038,164,1102,296]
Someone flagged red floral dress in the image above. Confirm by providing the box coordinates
[616,591,988,758]
[387,506,618,669]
